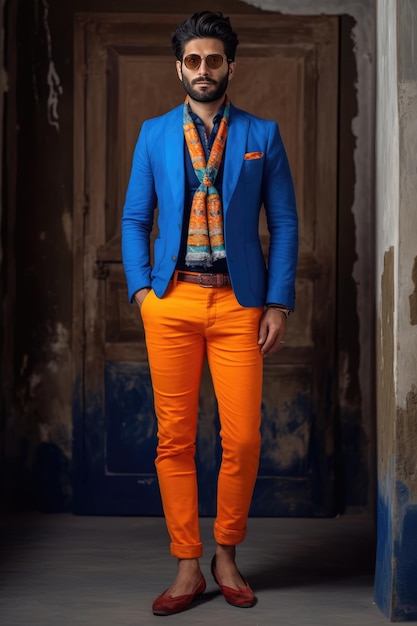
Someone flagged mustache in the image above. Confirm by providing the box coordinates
[192,77,216,85]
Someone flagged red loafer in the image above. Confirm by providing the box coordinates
[152,576,206,616]
[211,556,256,608]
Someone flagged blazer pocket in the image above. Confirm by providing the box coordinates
[244,151,264,160]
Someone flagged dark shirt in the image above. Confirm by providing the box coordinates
[175,105,229,274]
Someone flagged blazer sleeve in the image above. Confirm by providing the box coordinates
[262,122,298,309]
[121,121,157,302]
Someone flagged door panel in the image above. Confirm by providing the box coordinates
[73,13,338,516]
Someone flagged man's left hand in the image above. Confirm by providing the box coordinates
[258,308,287,357]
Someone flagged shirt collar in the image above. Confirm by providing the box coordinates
[187,103,225,126]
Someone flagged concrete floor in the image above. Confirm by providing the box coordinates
[0,513,391,625]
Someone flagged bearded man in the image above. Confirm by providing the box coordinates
[121,10,298,616]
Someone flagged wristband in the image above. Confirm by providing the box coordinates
[266,305,291,317]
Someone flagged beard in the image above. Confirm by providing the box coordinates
[181,72,229,103]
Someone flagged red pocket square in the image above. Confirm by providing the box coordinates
[244,152,264,160]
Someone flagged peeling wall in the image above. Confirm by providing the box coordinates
[375,0,417,620]
[397,9,417,404]
[394,0,417,614]
[375,248,396,617]
[42,0,63,132]
[4,0,75,510]
[375,0,399,491]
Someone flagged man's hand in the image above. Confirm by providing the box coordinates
[134,287,151,310]
[258,308,287,356]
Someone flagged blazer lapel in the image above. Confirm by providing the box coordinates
[165,106,185,218]
[223,104,249,212]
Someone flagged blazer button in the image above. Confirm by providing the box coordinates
[171,255,177,262]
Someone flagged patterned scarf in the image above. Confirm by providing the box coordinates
[183,95,230,267]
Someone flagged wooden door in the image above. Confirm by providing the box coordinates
[73,13,338,516]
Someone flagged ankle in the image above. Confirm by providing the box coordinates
[177,558,201,574]
[215,544,236,562]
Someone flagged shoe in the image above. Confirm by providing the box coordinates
[211,556,256,608]
[152,576,206,616]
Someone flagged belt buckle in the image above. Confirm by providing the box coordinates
[198,273,214,288]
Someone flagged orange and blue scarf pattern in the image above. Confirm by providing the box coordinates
[183,95,230,267]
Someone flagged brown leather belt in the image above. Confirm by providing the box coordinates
[176,272,231,288]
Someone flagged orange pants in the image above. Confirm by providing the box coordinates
[141,275,264,559]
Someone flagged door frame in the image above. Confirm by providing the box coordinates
[71,10,363,517]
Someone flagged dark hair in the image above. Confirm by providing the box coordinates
[172,11,239,62]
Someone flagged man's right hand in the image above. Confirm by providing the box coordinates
[134,287,151,309]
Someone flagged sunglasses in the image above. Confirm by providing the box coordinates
[183,54,230,70]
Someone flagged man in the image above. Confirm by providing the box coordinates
[121,11,298,616]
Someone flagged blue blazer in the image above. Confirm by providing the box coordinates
[121,102,298,309]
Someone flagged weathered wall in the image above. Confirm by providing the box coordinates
[395,0,417,617]
[374,0,417,620]
[3,0,374,512]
